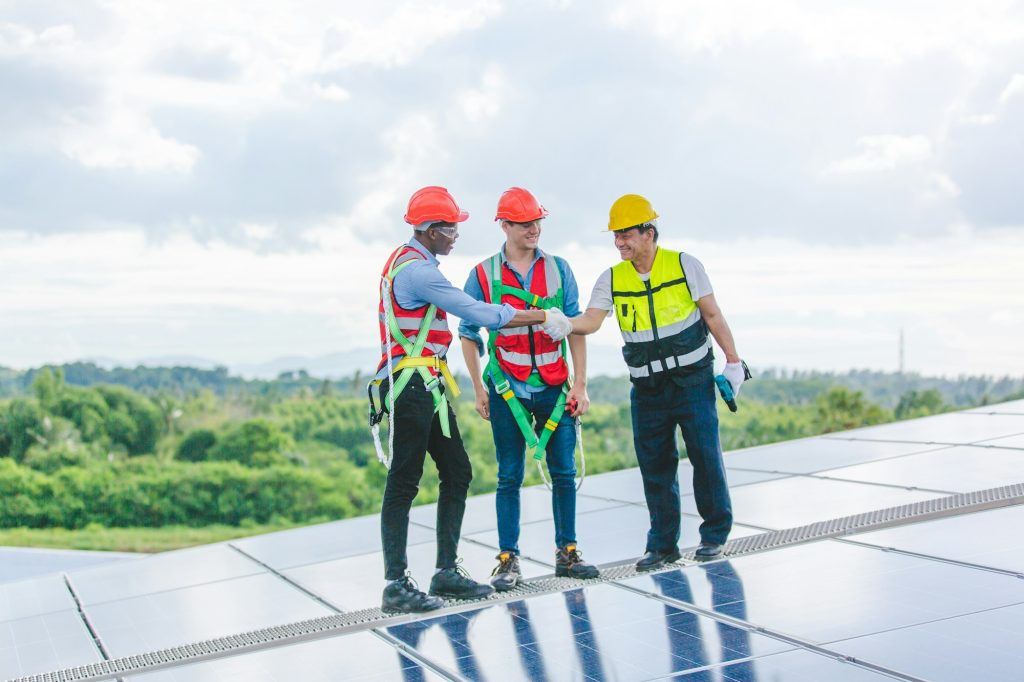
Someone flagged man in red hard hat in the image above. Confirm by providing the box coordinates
[374,186,573,614]
[460,187,600,592]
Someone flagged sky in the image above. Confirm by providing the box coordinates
[1,0,1022,378]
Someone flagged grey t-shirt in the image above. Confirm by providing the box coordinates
[586,252,713,313]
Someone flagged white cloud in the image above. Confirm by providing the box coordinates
[998,73,1024,103]
[312,82,352,102]
[319,1,501,70]
[3,226,1023,374]
[458,63,505,124]
[607,0,1024,63]
[826,135,933,174]
[58,108,201,173]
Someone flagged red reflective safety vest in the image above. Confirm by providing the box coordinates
[377,245,453,373]
[474,250,569,385]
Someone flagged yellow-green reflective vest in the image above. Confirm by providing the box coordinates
[611,247,712,387]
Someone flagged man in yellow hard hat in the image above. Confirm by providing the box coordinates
[568,194,747,568]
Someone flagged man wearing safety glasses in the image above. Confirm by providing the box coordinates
[459,187,600,592]
[374,186,573,614]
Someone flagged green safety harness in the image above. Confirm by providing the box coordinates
[368,253,461,469]
[482,254,586,490]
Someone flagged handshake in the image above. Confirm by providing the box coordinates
[541,308,574,342]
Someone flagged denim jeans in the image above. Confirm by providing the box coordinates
[380,373,473,580]
[488,382,577,553]
[631,370,732,551]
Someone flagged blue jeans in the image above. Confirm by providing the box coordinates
[489,382,577,552]
[631,371,732,551]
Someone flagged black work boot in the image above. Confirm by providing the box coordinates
[635,549,682,571]
[693,542,723,562]
[555,544,600,579]
[429,564,495,600]
[490,551,522,592]
[382,575,444,614]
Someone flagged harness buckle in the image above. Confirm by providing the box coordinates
[367,381,386,428]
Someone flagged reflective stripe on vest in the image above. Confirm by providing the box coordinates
[475,250,569,385]
[377,245,453,372]
[611,247,710,382]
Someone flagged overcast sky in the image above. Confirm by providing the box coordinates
[2,0,1022,377]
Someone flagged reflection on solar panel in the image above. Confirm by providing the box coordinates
[3,402,1024,681]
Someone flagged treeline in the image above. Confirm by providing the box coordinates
[0,367,1013,531]
[3,362,1023,409]
[585,369,1024,408]
[0,362,372,400]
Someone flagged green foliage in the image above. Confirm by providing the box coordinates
[176,429,218,462]
[208,419,293,466]
[0,458,368,529]
[2,361,1016,538]
[813,386,892,433]
[94,385,163,454]
[895,389,949,419]
[1,398,45,461]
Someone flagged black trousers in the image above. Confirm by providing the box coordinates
[381,373,473,580]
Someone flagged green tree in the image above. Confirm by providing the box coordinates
[176,429,218,462]
[814,387,891,433]
[895,389,948,420]
[208,419,293,466]
[1,398,46,461]
[95,385,163,454]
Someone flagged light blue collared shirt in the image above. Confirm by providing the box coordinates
[378,239,516,378]
[459,246,580,398]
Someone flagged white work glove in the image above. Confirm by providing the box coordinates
[541,307,573,342]
[723,361,747,397]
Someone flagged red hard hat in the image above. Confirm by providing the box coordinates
[404,186,470,225]
[495,187,548,222]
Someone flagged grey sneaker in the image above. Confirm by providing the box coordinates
[382,575,444,614]
[490,551,522,592]
[555,544,599,579]
[429,564,495,600]
[693,542,723,562]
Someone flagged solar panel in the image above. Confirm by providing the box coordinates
[70,544,262,606]
[827,602,1024,682]
[4,401,1024,682]
[0,610,102,680]
[84,573,332,657]
[850,504,1024,573]
[233,514,436,570]
[122,630,443,681]
[825,412,1024,444]
[726,476,945,529]
[724,436,945,474]
[818,445,1024,493]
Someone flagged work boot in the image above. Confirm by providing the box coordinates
[490,551,522,592]
[381,575,444,614]
[429,563,495,600]
[635,549,682,571]
[693,542,723,562]
[555,544,600,579]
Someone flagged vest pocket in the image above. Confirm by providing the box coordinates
[622,342,648,369]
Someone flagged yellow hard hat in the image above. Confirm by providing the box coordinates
[608,194,659,231]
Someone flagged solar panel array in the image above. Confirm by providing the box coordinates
[3,399,1024,681]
